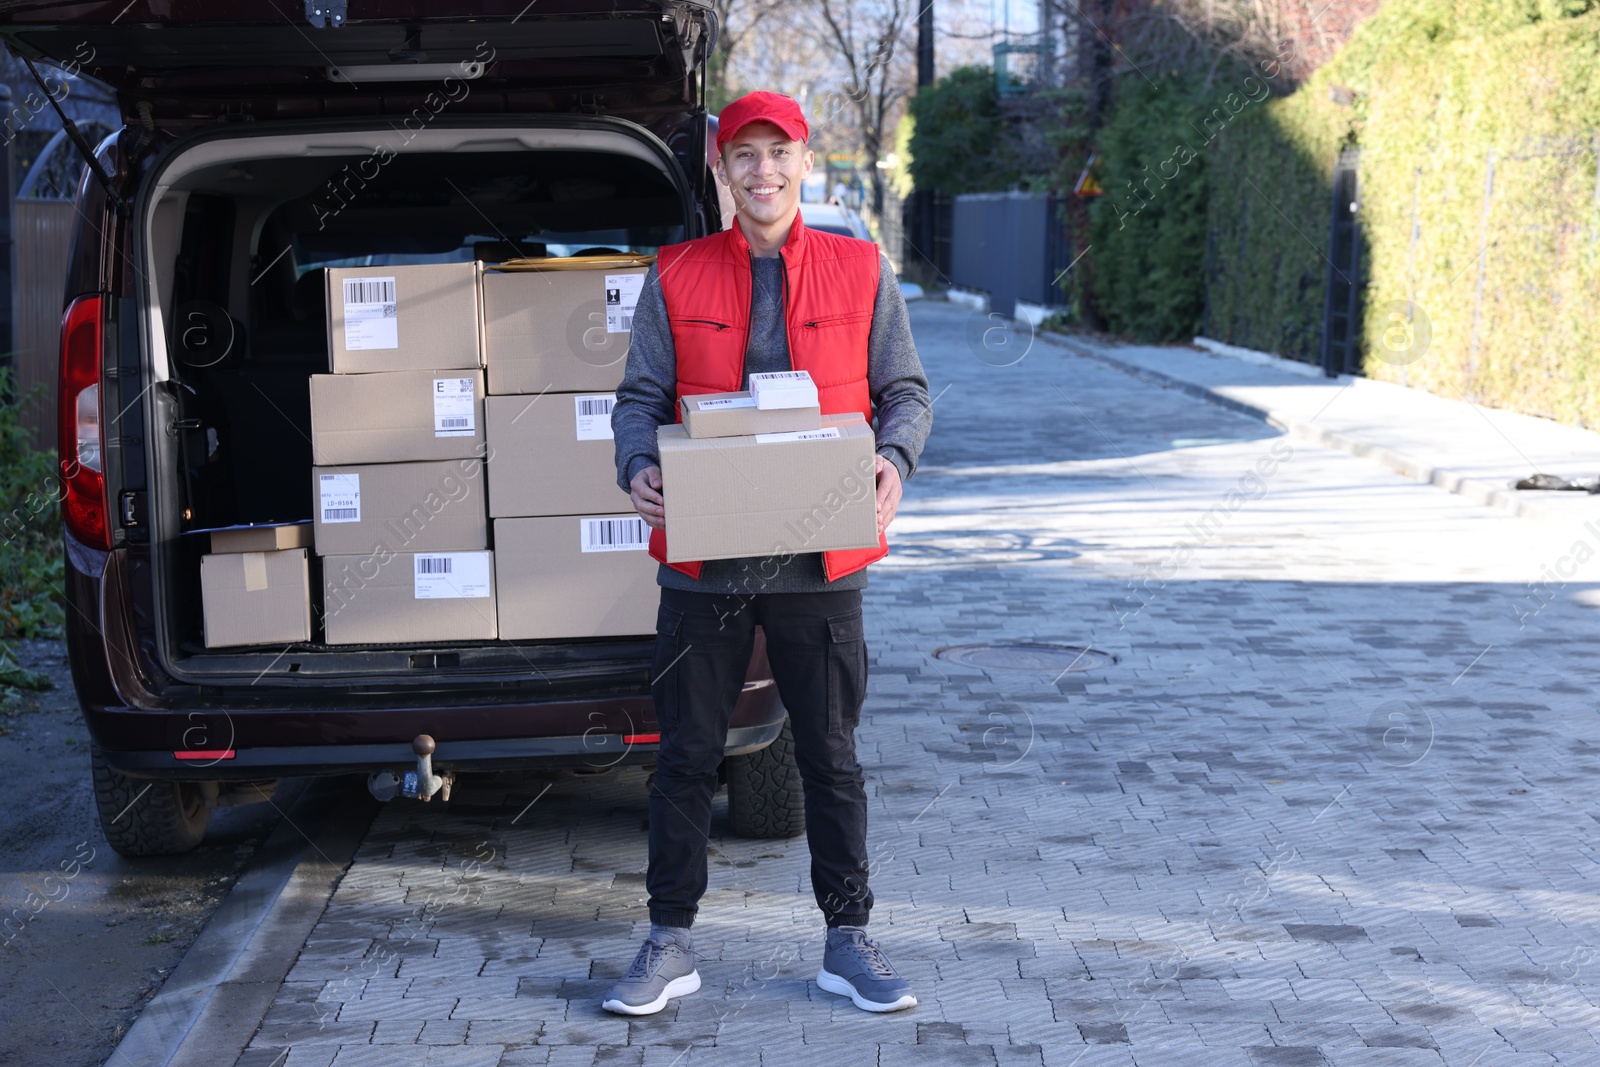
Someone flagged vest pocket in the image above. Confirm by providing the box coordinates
[802,312,872,330]
[670,317,733,331]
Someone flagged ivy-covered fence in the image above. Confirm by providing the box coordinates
[1087,0,1600,426]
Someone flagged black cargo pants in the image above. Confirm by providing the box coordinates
[645,585,872,929]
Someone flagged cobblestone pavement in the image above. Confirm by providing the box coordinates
[239,301,1600,1067]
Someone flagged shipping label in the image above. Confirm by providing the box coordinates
[413,552,492,599]
[604,273,644,333]
[341,276,398,351]
[754,427,842,444]
[433,377,476,437]
[580,516,650,552]
[319,473,361,523]
[696,396,757,410]
[574,393,616,441]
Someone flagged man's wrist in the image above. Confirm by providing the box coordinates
[627,454,660,485]
[876,446,910,484]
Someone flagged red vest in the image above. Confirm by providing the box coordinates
[649,212,889,582]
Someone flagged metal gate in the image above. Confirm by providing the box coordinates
[1320,147,1364,377]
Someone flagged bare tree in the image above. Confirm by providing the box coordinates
[705,0,789,108]
[802,0,918,224]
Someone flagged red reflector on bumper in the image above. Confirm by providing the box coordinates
[174,749,235,760]
[623,734,661,745]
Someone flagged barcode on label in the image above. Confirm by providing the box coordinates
[581,516,650,552]
[760,371,810,380]
[439,417,471,429]
[343,278,396,305]
[416,556,452,575]
[323,508,358,521]
[577,396,615,417]
[614,313,633,332]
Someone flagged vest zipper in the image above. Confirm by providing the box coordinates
[678,318,731,330]
[743,249,757,387]
[778,248,792,371]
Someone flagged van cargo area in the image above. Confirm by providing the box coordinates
[140,126,688,691]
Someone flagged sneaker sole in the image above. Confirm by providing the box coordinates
[816,967,917,1013]
[601,970,701,1016]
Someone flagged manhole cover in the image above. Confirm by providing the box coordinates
[934,643,1116,672]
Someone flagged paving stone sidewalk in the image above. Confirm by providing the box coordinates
[1044,331,1600,528]
[240,301,1600,1067]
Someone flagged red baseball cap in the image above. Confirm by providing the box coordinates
[716,91,810,149]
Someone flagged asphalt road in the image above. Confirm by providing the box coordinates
[0,638,302,1067]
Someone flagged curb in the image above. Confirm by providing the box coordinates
[1039,330,1600,530]
[108,776,377,1067]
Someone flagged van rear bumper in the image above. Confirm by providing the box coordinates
[97,718,784,780]
[85,681,785,782]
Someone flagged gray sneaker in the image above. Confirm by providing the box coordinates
[817,926,917,1012]
[601,937,701,1016]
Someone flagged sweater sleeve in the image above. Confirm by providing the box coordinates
[867,253,933,482]
[611,264,677,491]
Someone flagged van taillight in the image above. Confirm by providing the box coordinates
[59,294,109,550]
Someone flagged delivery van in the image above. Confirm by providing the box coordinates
[0,1,799,856]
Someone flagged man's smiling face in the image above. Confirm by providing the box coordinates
[717,120,814,230]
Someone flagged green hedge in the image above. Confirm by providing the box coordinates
[0,373,64,641]
[1086,75,1211,340]
[1200,0,1600,424]
[1205,82,1350,362]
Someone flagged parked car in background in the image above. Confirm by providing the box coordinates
[801,200,872,241]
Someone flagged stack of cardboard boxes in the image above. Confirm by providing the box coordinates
[481,261,658,640]
[311,262,496,644]
[199,256,663,648]
[199,523,313,648]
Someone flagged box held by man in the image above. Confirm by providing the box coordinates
[656,413,879,562]
[679,390,821,439]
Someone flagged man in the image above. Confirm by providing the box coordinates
[606,91,932,1016]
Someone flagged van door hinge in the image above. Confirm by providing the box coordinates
[305,0,347,28]
[120,491,146,528]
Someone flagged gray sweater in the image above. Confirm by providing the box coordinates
[612,251,931,593]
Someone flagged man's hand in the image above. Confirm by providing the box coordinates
[875,454,902,535]
[630,465,665,529]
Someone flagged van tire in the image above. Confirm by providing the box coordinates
[91,745,210,857]
[725,717,804,839]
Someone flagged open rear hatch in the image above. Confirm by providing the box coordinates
[0,0,715,129]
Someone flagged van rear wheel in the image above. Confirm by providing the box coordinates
[725,717,804,839]
[91,745,210,857]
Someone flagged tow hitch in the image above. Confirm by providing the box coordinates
[367,734,454,803]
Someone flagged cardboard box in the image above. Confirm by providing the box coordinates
[310,370,485,465]
[485,393,628,518]
[325,262,482,373]
[481,266,647,393]
[201,548,311,648]
[494,515,657,640]
[322,550,497,645]
[749,370,819,410]
[208,522,313,554]
[680,391,822,439]
[312,459,487,557]
[656,414,880,563]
